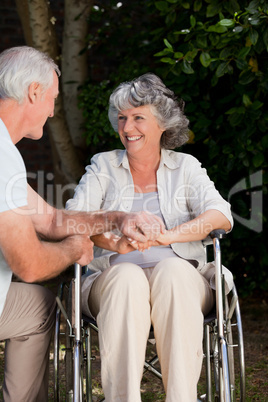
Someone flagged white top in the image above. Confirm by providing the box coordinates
[66,149,233,271]
[0,118,28,317]
[110,192,178,268]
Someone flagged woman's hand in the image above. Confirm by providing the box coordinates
[116,235,137,254]
[153,229,175,246]
[117,235,154,253]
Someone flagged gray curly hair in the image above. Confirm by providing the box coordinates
[108,73,189,149]
[0,46,61,104]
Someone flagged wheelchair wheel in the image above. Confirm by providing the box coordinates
[54,281,96,401]
[203,286,245,402]
[54,282,74,401]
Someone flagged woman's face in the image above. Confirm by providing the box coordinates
[117,105,164,157]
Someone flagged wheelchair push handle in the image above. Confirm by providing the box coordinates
[209,229,226,239]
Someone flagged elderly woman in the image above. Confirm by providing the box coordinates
[66,73,233,402]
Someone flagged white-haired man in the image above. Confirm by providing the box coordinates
[0,46,164,401]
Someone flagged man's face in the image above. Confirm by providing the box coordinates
[25,70,59,140]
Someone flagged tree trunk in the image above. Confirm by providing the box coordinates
[15,0,85,185]
[62,0,93,152]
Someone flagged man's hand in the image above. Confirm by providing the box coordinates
[65,234,94,266]
[119,211,165,242]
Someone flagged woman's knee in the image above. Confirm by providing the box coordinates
[150,258,213,313]
[151,257,194,285]
[97,264,151,321]
[109,262,148,287]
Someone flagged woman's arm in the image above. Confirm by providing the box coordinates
[156,209,231,246]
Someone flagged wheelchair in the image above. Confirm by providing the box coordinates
[53,229,246,402]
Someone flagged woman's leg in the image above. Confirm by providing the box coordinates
[88,263,151,402]
[149,258,214,402]
[0,283,56,402]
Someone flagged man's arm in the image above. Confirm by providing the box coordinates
[0,206,93,283]
[27,185,165,242]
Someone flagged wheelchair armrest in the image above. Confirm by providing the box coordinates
[203,229,227,248]
[209,229,227,239]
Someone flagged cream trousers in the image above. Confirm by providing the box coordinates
[88,257,214,402]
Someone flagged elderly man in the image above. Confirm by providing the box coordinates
[0,46,164,401]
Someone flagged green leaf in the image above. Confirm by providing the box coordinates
[242,94,252,107]
[220,47,234,59]
[225,107,237,115]
[193,0,202,12]
[181,2,190,9]
[190,15,196,28]
[239,70,256,85]
[261,135,268,149]
[155,1,169,11]
[207,24,228,33]
[209,34,220,47]
[181,60,194,74]
[166,11,177,24]
[196,34,208,48]
[249,17,260,26]
[160,57,176,64]
[246,0,261,13]
[200,52,211,67]
[263,27,268,50]
[216,61,229,77]
[249,29,259,45]
[174,52,184,58]
[233,26,244,33]
[185,49,198,62]
[235,59,248,70]
[225,106,245,115]
[251,100,264,110]
[228,113,244,127]
[154,48,173,57]
[211,74,218,87]
[206,4,221,17]
[253,153,264,168]
[164,38,173,50]
[237,47,251,59]
[218,19,235,27]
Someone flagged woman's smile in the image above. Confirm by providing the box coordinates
[126,135,142,141]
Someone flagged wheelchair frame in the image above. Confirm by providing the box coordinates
[202,231,246,401]
[53,230,245,402]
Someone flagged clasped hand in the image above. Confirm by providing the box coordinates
[117,230,174,254]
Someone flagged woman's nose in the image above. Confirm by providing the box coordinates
[123,118,134,132]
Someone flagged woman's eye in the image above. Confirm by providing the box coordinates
[118,116,126,121]
[135,116,142,120]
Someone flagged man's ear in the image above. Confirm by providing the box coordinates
[28,82,42,104]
